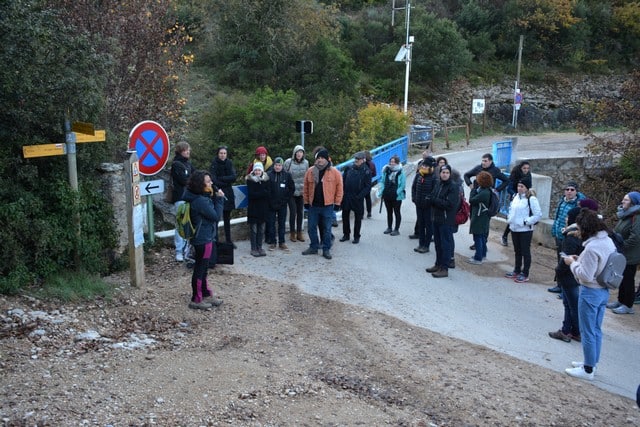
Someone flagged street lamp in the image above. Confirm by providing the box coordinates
[393,0,413,114]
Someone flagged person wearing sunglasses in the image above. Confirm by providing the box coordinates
[549,180,586,292]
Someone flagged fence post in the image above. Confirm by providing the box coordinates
[465,122,470,146]
[444,123,450,149]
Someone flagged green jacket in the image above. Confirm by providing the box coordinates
[469,187,491,235]
[614,206,640,265]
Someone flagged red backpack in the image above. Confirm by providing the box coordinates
[455,192,471,225]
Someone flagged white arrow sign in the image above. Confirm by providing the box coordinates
[140,179,164,196]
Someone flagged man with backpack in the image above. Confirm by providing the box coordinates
[463,153,509,250]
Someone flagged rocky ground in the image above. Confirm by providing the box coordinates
[1,244,639,426]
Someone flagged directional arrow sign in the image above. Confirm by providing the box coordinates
[75,130,106,143]
[140,179,165,196]
[23,143,66,158]
[233,185,248,209]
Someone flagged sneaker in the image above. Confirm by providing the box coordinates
[432,269,448,278]
[332,220,338,227]
[250,250,261,257]
[176,254,184,262]
[302,248,318,255]
[322,250,332,260]
[279,243,290,251]
[612,305,634,314]
[469,244,476,250]
[188,301,212,310]
[414,246,429,253]
[466,257,482,265]
[548,329,571,343]
[570,362,596,373]
[390,230,400,236]
[569,333,581,342]
[606,301,622,309]
[514,274,529,283]
[565,366,594,381]
[339,235,350,242]
[501,235,508,246]
[635,294,640,305]
[547,285,561,293]
[383,228,392,234]
[258,248,267,256]
[504,271,518,278]
[408,234,419,239]
[426,265,440,273]
[268,244,277,251]
[367,213,372,219]
[203,296,223,307]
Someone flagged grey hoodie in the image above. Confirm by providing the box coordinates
[284,145,309,197]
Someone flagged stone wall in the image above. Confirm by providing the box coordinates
[98,163,128,253]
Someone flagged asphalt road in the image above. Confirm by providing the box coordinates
[234,133,640,400]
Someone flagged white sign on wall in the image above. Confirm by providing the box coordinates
[472,98,485,114]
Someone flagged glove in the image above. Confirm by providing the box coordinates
[334,204,341,211]
[304,204,310,210]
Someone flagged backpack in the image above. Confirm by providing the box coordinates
[487,189,500,217]
[382,171,399,200]
[176,202,197,240]
[595,234,626,289]
[455,193,471,225]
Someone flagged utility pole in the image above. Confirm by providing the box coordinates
[512,35,524,128]
[392,0,413,114]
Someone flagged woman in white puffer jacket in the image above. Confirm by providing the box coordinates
[505,180,542,283]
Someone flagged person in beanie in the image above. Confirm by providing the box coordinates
[284,145,309,242]
[467,171,493,265]
[266,157,295,251]
[411,156,437,253]
[246,162,270,257]
[503,179,542,282]
[170,141,195,262]
[209,145,237,248]
[247,146,273,174]
[302,148,343,260]
[607,191,640,314]
[548,206,583,343]
[548,180,586,292]
[339,151,371,244]
[426,165,459,278]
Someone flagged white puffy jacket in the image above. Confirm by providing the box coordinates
[507,193,542,232]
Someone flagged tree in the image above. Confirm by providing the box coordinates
[347,103,410,156]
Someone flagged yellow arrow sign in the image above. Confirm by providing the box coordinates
[23,143,67,158]
[74,130,106,143]
[72,121,95,135]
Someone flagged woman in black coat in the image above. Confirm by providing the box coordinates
[209,146,237,247]
[245,162,270,257]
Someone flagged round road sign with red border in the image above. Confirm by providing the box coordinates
[128,120,170,176]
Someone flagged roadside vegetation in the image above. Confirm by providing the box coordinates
[1,0,638,294]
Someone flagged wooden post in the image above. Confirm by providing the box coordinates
[124,151,145,287]
[444,122,450,149]
[466,123,470,146]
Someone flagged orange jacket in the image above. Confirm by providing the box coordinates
[303,166,343,207]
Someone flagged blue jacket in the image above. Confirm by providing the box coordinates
[183,189,219,246]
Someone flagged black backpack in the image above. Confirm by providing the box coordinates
[382,171,399,200]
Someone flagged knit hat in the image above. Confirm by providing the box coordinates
[628,191,640,206]
[579,198,599,212]
[255,146,268,156]
[274,157,284,165]
[253,162,264,171]
[565,181,579,191]
[315,149,330,161]
[422,156,436,167]
[353,151,366,160]
[517,179,530,189]
[567,207,581,226]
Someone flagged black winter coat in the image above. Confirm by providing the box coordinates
[209,157,237,211]
[463,162,509,192]
[170,154,194,202]
[555,224,583,287]
[430,179,459,226]
[267,170,295,210]
[341,164,371,214]
[246,173,271,223]
[411,172,436,209]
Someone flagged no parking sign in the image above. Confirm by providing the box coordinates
[128,121,170,176]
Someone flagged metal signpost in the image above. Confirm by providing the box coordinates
[296,120,313,148]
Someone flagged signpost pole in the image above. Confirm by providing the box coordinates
[125,151,145,287]
[65,117,81,268]
[147,190,155,244]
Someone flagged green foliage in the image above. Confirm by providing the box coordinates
[31,271,114,303]
[347,103,410,155]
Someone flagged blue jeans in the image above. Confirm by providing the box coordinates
[472,233,487,261]
[433,223,454,270]
[174,201,188,257]
[578,285,609,367]
[308,205,334,252]
[267,205,288,244]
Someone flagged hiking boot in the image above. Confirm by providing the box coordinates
[268,244,277,251]
[448,260,456,269]
[203,296,223,307]
[367,213,372,218]
[612,305,634,314]
[296,232,305,242]
[565,366,594,381]
[431,268,448,278]
[514,274,529,283]
[302,248,318,255]
[408,234,419,239]
[383,228,393,234]
[414,246,429,253]
[258,248,267,256]
[606,301,622,309]
[339,235,350,242]
[188,301,212,310]
[352,237,360,244]
[279,243,290,251]
[323,250,332,260]
[548,329,571,343]
[390,229,400,236]
[290,232,297,242]
[250,250,261,257]
[501,235,508,246]
[547,285,561,293]
[569,333,581,342]
[426,265,440,273]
